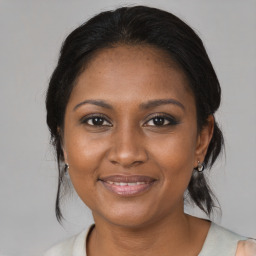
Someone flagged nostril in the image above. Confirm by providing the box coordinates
[110,160,119,165]
[110,159,145,168]
[132,160,145,167]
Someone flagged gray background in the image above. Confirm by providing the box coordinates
[0,0,255,255]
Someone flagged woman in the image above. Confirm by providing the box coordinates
[44,6,256,256]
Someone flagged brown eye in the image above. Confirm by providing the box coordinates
[81,115,112,126]
[145,114,179,127]
[152,117,165,126]
[89,117,105,126]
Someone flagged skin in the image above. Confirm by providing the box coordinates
[62,45,214,256]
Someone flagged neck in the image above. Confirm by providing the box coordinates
[87,212,209,256]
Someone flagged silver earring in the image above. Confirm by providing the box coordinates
[64,163,70,178]
[196,161,204,172]
[64,163,69,172]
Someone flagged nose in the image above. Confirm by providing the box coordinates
[107,126,148,168]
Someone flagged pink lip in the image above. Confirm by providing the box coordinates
[99,175,156,196]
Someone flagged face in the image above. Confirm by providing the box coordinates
[63,45,212,228]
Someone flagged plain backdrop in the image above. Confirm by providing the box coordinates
[0,0,255,255]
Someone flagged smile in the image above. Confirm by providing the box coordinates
[106,181,148,186]
[99,175,156,196]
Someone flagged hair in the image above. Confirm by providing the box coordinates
[46,5,224,222]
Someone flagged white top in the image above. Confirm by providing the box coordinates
[44,223,256,256]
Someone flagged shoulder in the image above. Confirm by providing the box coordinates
[210,224,256,255]
[43,229,89,256]
[199,222,249,255]
[210,223,246,241]
[43,235,76,256]
[236,239,256,256]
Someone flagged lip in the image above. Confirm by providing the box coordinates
[99,175,156,196]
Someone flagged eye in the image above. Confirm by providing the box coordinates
[81,115,112,127]
[145,114,179,127]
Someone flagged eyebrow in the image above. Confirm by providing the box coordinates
[139,99,185,110]
[73,98,185,111]
[73,100,113,111]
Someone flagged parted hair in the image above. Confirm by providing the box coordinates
[46,5,224,222]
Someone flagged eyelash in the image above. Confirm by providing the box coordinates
[80,113,179,127]
[80,114,112,127]
[144,114,179,127]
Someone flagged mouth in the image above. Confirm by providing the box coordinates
[99,175,156,196]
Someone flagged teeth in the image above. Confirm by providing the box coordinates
[106,181,146,186]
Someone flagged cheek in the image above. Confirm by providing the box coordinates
[151,132,197,168]
[148,129,197,192]
[65,127,106,167]
[65,140,100,207]
[63,130,107,193]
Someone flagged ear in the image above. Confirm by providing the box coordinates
[57,126,68,163]
[194,115,214,168]
[63,147,68,164]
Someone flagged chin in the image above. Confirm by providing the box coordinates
[92,201,166,230]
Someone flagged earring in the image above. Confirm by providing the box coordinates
[196,161,204,172]
[64,163,69,172]
[64,163,70,178]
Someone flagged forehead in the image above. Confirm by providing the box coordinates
[88,44,177,68]
[84,44,185,81]
[69,45,194,107]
